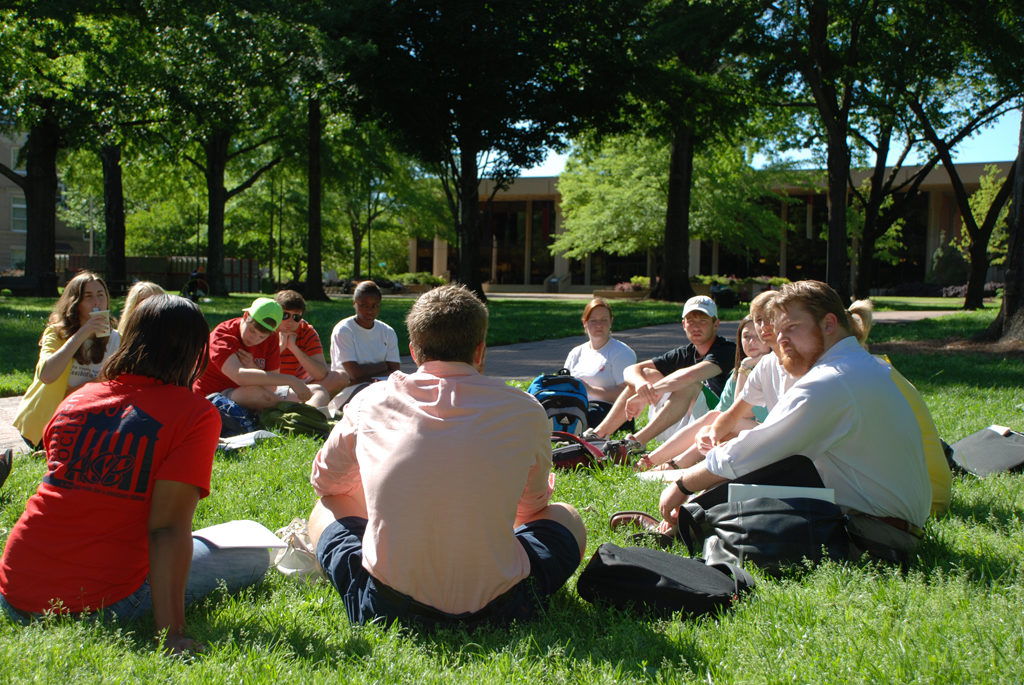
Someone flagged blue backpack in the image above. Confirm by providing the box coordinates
[527,368,589,436]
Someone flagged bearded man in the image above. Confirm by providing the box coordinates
[656,280,931,558]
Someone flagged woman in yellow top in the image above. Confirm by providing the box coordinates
[13,271,120,448]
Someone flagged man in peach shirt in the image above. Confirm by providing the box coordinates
[308,284,586,628]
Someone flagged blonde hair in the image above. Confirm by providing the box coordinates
[848,299,874,348]
[118,281,166,335]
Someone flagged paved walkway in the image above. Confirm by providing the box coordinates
[0,309,955,457]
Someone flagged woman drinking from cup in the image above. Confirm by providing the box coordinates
[13,271,120,449]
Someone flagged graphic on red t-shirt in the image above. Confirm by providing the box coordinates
[44,403,161,498]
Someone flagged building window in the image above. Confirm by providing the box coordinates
[10,146,25,174]
[12,197,27,233]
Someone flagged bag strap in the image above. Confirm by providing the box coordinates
[709,561,757,595]
[551,431,605,463]
[673,502,707,556]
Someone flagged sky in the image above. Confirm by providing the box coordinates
[520,108,1021,178]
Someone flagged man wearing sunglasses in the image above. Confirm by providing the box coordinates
[192,297,313,410]
[273,290,349,407]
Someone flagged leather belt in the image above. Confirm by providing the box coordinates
[865,514,924,538]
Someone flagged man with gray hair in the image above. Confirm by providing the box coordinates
[308,284,586,628]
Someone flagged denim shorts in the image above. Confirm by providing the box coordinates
[317,516,580,629]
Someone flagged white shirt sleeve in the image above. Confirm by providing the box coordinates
[706,372,856,480]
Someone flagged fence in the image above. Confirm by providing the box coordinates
[56,255,261,293]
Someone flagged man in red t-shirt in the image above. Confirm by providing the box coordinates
[274,290,349,408]
[192,297,313,410]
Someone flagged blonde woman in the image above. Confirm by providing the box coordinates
[118,281,166,335]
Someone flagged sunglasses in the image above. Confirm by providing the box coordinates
[281,312,303,322]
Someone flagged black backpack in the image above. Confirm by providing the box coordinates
[576,543,755,617]
[675,497,850,574]
[527,368,589,436]
[949,426,1024,476]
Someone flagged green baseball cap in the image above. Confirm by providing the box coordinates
[245,297,283,331]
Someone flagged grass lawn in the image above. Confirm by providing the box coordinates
[2,298,1023,681]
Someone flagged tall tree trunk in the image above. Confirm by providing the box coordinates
[991,111,1024,340]
[204,130,230,296]
[853,124,893,300]
[964,237,990,309]
[456,144,485,301]
[305,97,328,301]
[824,126,851,300]
[22,117,61,296]
[100,144,127,294]
[653,125,696,302]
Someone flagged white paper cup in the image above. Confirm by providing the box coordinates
[90,309,110,338]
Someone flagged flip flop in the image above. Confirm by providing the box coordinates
[608,510,678,548]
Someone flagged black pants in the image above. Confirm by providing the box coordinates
[692,455,825,509]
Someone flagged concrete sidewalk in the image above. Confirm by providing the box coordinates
[0,309,955,457]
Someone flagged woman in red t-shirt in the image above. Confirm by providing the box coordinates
[0,294,269,655]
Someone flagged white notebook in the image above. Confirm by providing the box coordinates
[193,519,287,549]
[727,483,835,503]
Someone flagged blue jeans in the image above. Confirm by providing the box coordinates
[317,516,581,629]
[0,537,270,624]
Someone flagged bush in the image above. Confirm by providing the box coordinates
[629,275,650,290]
[929,244,970,286]
[614,276,650,292]
[391,272,446,286]
[940,281,1004,298]
[892,281,944,297]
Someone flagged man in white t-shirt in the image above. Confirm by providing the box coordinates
[329,281,401,410]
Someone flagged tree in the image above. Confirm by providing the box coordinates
[949,0,1024,336]
[752,1,905,300]
[326,1,639,299]
[553,133,792,267]
[323,118,422,280]
[0,6,108,294]
[605,0,771,301]
[141,2,294,295]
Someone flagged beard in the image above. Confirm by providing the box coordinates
[779,325,826,377]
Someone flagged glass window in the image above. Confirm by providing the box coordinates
[12,197,27,233]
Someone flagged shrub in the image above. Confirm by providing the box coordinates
[614,276,650,292]
[940,281,1003,298]
[392,272,446,286]
[629,275,650,290]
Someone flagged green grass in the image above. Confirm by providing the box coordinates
[871,295,975,311]
[3,297,1024,681]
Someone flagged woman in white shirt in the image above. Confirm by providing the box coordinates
[563,298,637,429]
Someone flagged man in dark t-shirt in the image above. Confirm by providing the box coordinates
[583,296,735,448]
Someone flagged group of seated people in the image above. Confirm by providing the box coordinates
[0,277,948,651]
[13,274,403,451]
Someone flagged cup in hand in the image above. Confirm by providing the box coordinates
[89,309,111,338]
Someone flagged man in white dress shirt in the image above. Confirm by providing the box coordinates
[658,280,931,559]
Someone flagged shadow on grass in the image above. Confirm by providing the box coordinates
[405,595,712,679]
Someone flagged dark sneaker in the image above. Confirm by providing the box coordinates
[0,448,12,490]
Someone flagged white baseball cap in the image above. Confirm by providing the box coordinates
[682,295,717,319]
